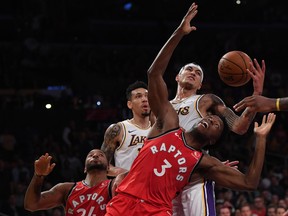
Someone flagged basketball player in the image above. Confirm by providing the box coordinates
[101,81,152,173]
[234,95,288,112]
[24,149,125,216]
[104,6,275,215]
[146,2,266,216]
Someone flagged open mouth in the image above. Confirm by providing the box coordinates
[199,121,208,128]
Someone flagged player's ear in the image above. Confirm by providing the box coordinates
[175,74,180,82]
[197,82,202,90]
[127,100,132,109]
[84,167,87,174]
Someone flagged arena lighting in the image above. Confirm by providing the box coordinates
[236,0,241,5]
[123,2,133,11]
[45,103,52,109]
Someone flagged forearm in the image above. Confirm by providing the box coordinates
[148,29,185,76]
[24,174,45,211]
[278,97,288,111]
[221,107,255,135]
[244,136,266,189]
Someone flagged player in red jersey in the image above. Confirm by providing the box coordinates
[104,4,276,215]
[24,149,126,216]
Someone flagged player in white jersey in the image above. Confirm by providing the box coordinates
[101,81,152,174]
[148,2,266,215]
[113,119,151,170]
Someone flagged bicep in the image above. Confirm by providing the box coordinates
[101,124,122,161]
[37,184,69,209]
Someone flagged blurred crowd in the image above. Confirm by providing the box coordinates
[0,1,288,215]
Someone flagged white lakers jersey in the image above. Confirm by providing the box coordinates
[171,94,217,216]
[114,120,151,170]
[171,94,204,131]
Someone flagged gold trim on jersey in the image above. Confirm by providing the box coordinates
[195,94,205,118]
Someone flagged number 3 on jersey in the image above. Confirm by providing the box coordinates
[154,159,172,176]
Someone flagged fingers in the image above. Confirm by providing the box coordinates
[49,163,56,172]
[261,114,267,125]
[254,121,259,129]
[228,160,239,166]
[261,59,266,74]
[267,113,276,124]
[233,96,255,112]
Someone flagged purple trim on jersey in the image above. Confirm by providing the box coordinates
[205,179,216,216]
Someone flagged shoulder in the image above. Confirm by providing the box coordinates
[104,123,123,136]
[201,94,225,105]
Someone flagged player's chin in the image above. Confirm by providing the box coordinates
[141,110,151,116]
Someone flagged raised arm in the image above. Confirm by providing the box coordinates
[24,153,72,211]
[199,113,276,190]
[203,94,259,135]
[147,3,198,132]
[234,96,288,112]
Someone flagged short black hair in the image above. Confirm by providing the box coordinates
[126,81,148,100]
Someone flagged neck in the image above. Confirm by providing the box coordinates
[174,86,197,101]
[130,116,150,129]
[184,131,207,151]
[84,170,108,187]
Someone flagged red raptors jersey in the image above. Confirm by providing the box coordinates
[66,180,112,216]
[116,128,203,210]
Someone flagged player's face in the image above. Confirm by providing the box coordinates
[176,64,203,90]
[128,88,150,117]
[195,115,224,145]
[85,149,108,173]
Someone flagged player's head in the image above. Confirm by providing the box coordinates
[84,149,108,173]
[190,114,224,147]
[176,62,204,90]
[126,81,150,117]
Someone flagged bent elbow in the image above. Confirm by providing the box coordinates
[24,202,38,212]
[244,182,259,191]
[232,126,247,135]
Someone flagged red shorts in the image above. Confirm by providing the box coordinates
[105,193,172,216]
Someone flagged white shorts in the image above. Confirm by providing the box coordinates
[172,178,216,216]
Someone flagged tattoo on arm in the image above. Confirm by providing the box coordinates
[222,108,238,131]
[101,124,122,164]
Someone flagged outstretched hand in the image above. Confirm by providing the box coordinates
[34,153,56,176]
[233,95,274,113]
[254,113,276,136]
[249,59,265,95]
[177,2,198,35]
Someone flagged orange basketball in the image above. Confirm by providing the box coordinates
[218,50,252,87]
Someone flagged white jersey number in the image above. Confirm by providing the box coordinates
[154,159,172,176]
[76,207,96,216]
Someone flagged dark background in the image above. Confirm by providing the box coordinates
[0,0,288,215]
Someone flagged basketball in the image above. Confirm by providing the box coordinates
[217,50,252,87]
